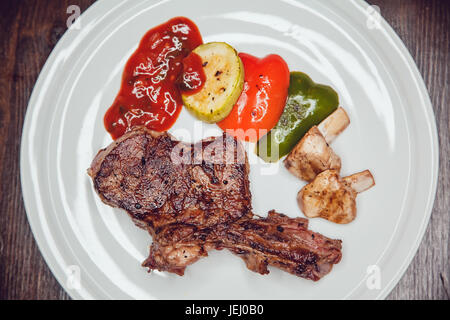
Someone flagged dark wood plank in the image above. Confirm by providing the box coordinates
[0,0,448,300]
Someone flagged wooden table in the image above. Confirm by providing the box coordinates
[0,0,448,300]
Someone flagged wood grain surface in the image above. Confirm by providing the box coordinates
[0,0,448,300]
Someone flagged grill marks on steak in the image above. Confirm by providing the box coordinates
[90,128,251,231]
[88,127,342,280]
[222,211,342,281]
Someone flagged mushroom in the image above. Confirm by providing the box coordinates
[297,169,375,224]
[284,107,350,182]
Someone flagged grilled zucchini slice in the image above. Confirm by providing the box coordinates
[182,42,244,123]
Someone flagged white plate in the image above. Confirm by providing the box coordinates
[20,0,438,299]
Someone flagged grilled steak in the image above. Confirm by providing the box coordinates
[88,127,342,280]
[89,127,251,230]
[221,211,342,280]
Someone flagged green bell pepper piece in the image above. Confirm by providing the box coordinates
[256,71,339,162]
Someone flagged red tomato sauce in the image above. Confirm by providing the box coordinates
[104,17,203,139]
[178,51,206,95]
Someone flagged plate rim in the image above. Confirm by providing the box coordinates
[20,0,439,300]
[348,0,439,300]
